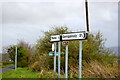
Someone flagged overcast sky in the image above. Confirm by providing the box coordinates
[0,1,118,53]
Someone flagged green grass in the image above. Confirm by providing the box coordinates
[0,74,2,79]
[0,61,14,68]
[1,64,13,68]
[2,67,39,78]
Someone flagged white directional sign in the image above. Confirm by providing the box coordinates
[52,43,55,51]
[62,32,86,41]
[51,35,60,42]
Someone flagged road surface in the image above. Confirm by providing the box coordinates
[0,65,14,74]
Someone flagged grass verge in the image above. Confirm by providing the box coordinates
[0,61,14,68]
[2,67,39,78]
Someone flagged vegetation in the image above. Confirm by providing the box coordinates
[7,41,33,67]
[2,53,11,61]
[29,27,118,78]
[2,67,39,78]
[3,26,118,78]
[1,61,14,68]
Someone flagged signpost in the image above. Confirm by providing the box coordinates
[51,35,60,42]
[50,31,87,78]
[79,41,82,79]
[62,41,69,45]
[15,46,17,71]
[65,43,68,78]
[54,42,57,73]
[62,32,86,41]
[49,52,59,56]
[58,41,61,78]
[52,43,55,51]
[62,41,69,78]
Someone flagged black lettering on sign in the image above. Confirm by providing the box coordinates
[63,34,77,38]
[52,37,57,39]
[79,34,84,38]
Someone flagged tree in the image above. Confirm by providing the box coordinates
[32,26,117,71]
[7,41,32,67]
[35,26,69,55]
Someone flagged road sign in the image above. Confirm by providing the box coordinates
[52,43,55,51]
[62,41,69,45]
[49,52,59,56]
[51,35,60,42]
[62,32,86,41]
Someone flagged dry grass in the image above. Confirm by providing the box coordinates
[69,60,119,78]
[0,63,2,68]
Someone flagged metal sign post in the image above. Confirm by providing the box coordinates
[79,41,82,79]
[62,41,69,78]
[15,46,17,71]
[54,42,56,73]
[65,44,68,78]
[50,32,86,78]
[58,41,61,78]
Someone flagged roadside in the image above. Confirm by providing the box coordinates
[2,65,14,73]
[0,65,14,74]
[0,68,2,74]
[2,67,39,78]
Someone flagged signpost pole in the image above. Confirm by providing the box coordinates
[15,46,17,71]
[54,42,56,73]
[79,40,82,79]
[65,44,68,78]
[58,41,61,78]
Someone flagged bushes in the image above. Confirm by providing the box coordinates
[82,60,119,78]
[7,46,29,67]
[4,26,117,78]
[29,54,49,72]
[7,41,33,67]
[68,60,119,78]
[2,61,14,65]
[1,61,14,68]
[30,27,117,74]
[6,41,32,67]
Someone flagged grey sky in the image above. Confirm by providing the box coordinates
[0,1,118,53]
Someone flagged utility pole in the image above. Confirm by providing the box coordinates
[85,0,90,32]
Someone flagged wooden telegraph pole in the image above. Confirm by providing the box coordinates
[85,0,90,32]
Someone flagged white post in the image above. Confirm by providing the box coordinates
[65,45,68,78]
[15,46,17,71]
[79,41,82,79]
[54,42,56,73]
[58,42,61,78]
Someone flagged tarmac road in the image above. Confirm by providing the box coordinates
[0,65,14,74]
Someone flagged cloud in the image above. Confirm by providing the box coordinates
[2,2,85,25]
[1,2,118,50]
[0,3,2,53]
[89,2,118,47]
